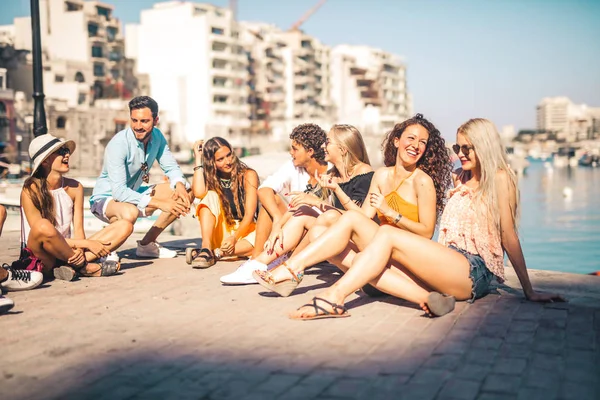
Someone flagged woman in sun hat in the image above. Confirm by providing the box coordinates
[21,133,133,280]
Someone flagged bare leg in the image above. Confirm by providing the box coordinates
[252,196,287,258]
[84,220,134,262]
[268,210,380,282]
[290,226,472,319]
[139,183,194,245]
[233,239,253,257]
[198,206,216,251]
[0,204,7,237]
[27,219,102,277]
[254,206,318,264]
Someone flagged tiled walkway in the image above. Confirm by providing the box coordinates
[1,232,599,400]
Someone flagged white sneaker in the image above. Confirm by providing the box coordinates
[136,241,177,259]
[0,267,44,292]
[220,259,268,285]
[267,252,290,271]
[103,251,120,263]
[0,295,14,314]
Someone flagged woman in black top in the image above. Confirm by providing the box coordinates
[187,137,259,268]
[250,124,373,269]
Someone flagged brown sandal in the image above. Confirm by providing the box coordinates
[289,296,350,320]
[252,263,303,297]
[192,248,216,269]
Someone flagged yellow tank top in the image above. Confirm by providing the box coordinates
[377,170,419,225]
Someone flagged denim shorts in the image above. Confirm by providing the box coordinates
[449,245,494,302]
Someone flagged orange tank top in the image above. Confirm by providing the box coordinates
[377,170,419,225]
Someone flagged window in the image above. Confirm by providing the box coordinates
[211,27,224,35]
[212,59,227,69]
[107,27,117,42]
[93,63,104,77]
[212,42,226,51]
[56,117,67,129]
[96,6,111,19]
[194,7,207,15]
[78,93,86,105]
[213,95,228,103]
[91,46,103,58]
[115,122,126,133]
[215,10,224,17]
[88,23,98,37]
[0,76,3,89]
[74,72,85,83]
[109,50,121,61]
[111,69,120,80]
[54,75,64,83]
[213,77,227,87]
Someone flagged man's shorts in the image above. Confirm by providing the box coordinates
[90,186,155,224]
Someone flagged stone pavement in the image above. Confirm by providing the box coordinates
[0,231,599,400]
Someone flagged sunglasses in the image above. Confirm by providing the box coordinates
[141,162,149,183]
[56,146,71,157]
[452,144,474,156]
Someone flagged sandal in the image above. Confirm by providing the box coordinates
[79,259,121,277]
[53,265,77,281]
[252,263,303,297]
[192,248,216,269]
[426,292,456,317]
[185,247,199,265]
[290,296,350,320]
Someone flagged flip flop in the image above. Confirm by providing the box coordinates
[426,292,456,317]
[290,296,350,321]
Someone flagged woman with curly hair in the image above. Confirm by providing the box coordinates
[253,114,453,300]
[287,118,564,320]
[187,137,259,268]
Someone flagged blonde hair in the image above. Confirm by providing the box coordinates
[328,124,370,178]
[457,118,520,232]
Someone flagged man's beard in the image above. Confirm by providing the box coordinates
[135,125,154,142]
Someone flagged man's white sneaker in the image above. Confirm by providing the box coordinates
[220,259,268,285]
[0,267,44,292]
[136,241,177,259]
[0,295,14,314]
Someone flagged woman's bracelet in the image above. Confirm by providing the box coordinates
[193,165,203,171]
[393,213,403,225]
[341,196,352,206]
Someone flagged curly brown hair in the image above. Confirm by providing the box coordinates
[381,113,453,218]
[289,123,327,165]
[202,137,256,226]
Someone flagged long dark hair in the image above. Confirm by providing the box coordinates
[23,165,56,226]
[202,137,255,226]
[381,113,453,218]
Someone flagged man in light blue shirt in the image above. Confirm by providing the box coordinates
[90,96,192,258]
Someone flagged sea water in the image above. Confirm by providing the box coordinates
[518,161,600,274]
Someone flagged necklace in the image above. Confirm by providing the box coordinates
[219,178,232,189]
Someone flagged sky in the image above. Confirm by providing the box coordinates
[3,0,600,139]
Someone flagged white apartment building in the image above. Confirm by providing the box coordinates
[330,45,410,135]
[240,22,333,143]
[537,97,600,142]
[127,1,249,145]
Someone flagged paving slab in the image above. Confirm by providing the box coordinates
[0,230,599,400]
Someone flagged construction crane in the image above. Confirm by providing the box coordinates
[289,0,327,32]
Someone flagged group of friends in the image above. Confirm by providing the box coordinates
[0,95,564,318]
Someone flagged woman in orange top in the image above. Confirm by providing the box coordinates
[254,114,453,297]
[288,118,564,320]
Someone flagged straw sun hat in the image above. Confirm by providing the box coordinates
[28,134,76,175]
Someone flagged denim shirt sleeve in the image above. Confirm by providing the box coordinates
[105,137,151,211]
[155,132,189,190]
